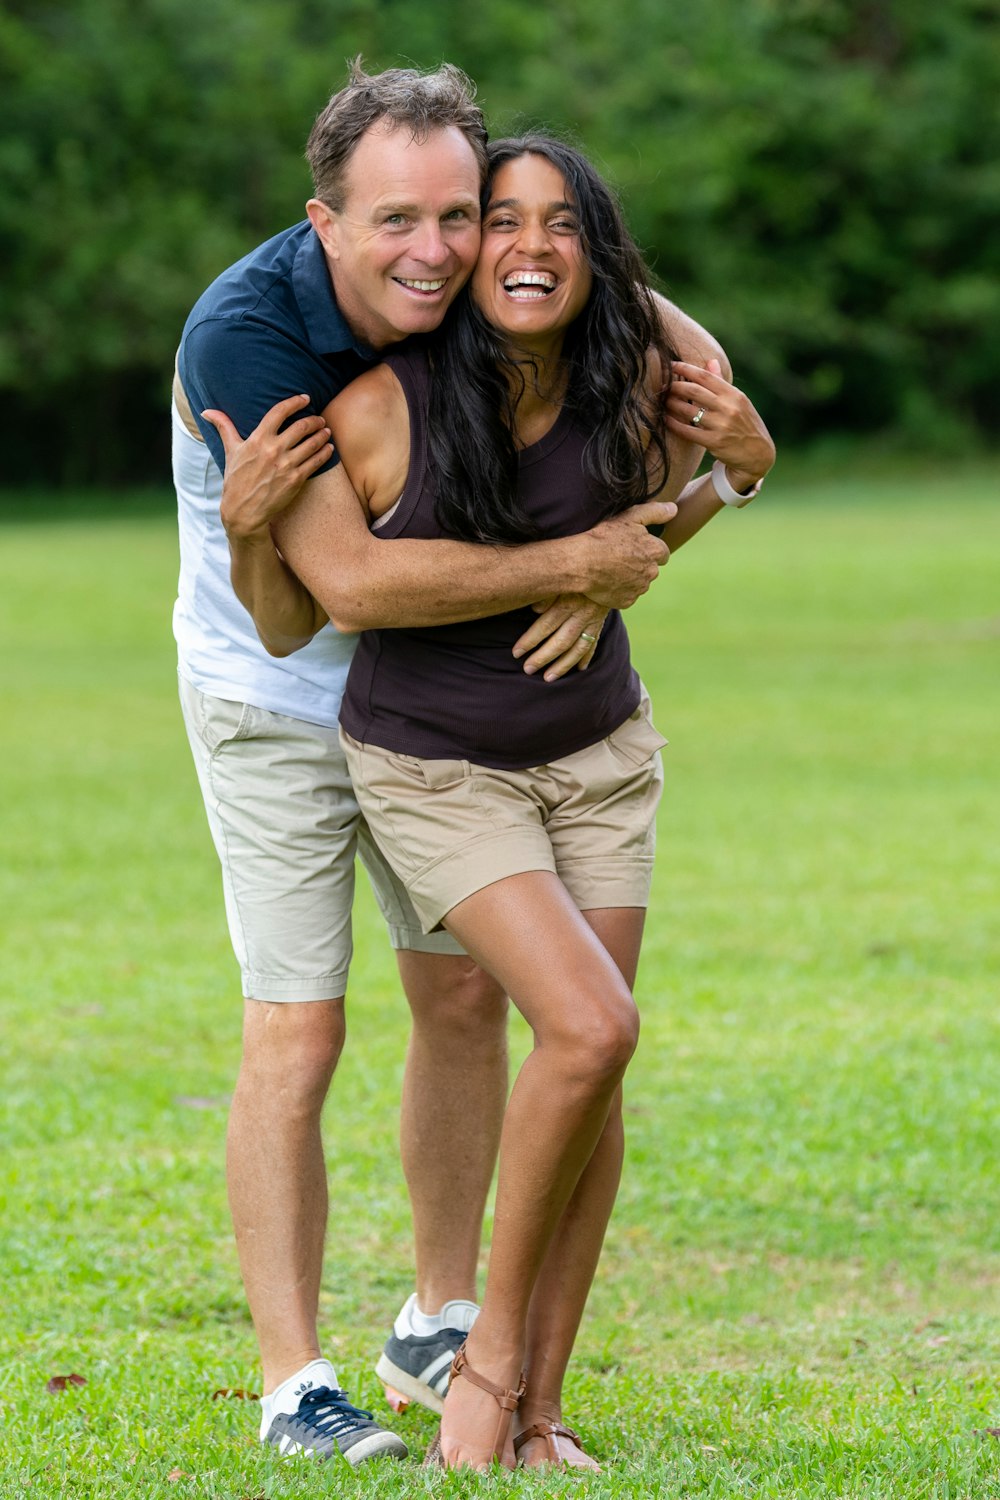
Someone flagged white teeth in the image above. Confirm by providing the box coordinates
[503,272,556,292]
[396,277,446,291]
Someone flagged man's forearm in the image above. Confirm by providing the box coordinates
[272,470,670,632]
[288,527,594,632]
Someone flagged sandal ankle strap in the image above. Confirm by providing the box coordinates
[451,1343,526,1412]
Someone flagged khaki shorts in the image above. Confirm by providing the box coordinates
[179,676,462,1002]
[341,691,667,934]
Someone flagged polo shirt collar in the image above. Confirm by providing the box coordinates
[292,225,376,360]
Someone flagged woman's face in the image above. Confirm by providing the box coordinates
[472,154,593,351]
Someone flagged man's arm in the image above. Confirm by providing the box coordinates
[272,467,674,634]
[652,290,732,381]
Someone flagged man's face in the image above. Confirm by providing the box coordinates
[309,121,482,350]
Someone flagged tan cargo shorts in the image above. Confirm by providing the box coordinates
[341,689,667,934]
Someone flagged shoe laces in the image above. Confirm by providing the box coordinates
[296,1386,374,1437]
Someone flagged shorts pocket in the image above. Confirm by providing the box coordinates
[381,751,472,792]
[198,694,256,755]
[605,699,668,768]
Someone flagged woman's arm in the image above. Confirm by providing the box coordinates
[511,359,775,674]
[203,395,332,656]
[658,359,775,552]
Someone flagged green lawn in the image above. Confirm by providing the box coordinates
[1,462,998,1497]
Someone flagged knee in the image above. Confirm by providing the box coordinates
[239,1000,345,1107]
[405,955,509,1043]
[552,994,640,1091]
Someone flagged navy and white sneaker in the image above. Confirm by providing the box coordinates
[375,1295,479,1414]
[261,1359,407,1465]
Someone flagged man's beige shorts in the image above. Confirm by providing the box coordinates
[179,677,461,1003]
[341,691,667,934]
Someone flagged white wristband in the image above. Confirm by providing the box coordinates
[712,459,763,508]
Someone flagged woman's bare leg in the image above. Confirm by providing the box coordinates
[515,906,645,1468]
[435,875,641,1469]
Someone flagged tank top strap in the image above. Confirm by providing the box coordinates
[380,345,432,534]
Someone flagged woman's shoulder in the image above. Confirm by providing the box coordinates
[327,361,405,432]
[325,364,410,515]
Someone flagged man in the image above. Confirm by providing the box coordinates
[174,58,720,1467]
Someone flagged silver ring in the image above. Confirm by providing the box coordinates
[579,631,597,645]
[690,406,707,427]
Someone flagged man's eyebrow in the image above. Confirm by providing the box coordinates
[374,196,481,215]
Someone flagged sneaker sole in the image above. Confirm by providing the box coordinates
[375,1352,447,1415]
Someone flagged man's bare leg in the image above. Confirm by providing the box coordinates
[226,997,344,1393]
[396,951,509,1311]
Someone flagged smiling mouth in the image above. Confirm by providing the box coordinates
[393,277,447,294]
[502,272,557,300]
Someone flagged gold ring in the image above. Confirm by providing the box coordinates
[579,631,597,645]
[690,406,707,427]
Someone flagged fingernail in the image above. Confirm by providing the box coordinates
[523,663,537,674]
[511,648,524,659]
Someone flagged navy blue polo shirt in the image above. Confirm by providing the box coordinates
[177,221,377,475]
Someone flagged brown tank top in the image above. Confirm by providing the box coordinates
[339,345,640,769]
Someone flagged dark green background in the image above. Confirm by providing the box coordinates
[3,0,997,483]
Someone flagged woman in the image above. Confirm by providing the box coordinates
[218,136,774,1470]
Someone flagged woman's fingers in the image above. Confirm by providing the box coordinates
[200,408,241,457]
[258,392,312,432]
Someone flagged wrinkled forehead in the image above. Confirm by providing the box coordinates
[340,119,484,212]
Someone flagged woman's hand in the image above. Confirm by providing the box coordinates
[665,359,776,492]
[202,395,333,543]
[513,594,610,680]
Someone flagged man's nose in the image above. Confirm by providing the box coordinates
[411,219,449,267]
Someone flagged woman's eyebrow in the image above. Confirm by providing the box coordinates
[485,198,576,212]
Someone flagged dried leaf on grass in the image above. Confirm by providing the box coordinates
[212,1387,260,1401]
[46,1374,87,1393]
[166,1469,192,1482]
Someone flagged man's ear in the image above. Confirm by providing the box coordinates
[306,199,339,261]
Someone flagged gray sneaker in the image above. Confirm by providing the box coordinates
[264,1384,408,1466]
[375,1295,479,1414]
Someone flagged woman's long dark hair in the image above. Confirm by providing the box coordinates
[427,134,676,545]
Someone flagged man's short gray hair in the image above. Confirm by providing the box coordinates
[306,57,488,209]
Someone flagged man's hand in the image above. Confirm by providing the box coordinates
[665,360,775,492]
[575,499,677,608]
[202,395,333,544]
[513,594,610,680]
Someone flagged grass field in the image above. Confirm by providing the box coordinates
[1,462,998,1497]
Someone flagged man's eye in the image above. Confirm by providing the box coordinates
[444,208,471,222]
[384,214,408,226]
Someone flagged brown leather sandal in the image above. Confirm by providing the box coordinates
[422,1341,526,1469]
[514,1420,598,1469]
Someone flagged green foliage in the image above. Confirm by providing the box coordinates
[2,0,998,480]
[1,468,999,1493]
